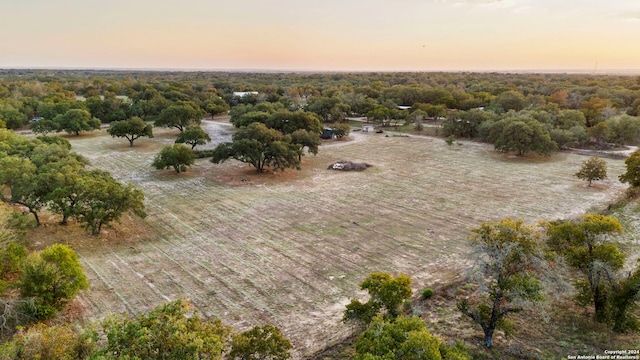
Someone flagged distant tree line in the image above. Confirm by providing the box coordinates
[2,70,639,159]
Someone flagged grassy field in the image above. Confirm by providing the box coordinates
[38,122,630,358]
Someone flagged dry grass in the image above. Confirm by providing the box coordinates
[407,277,640,360]
[312,281,640,360]
[314,259,640,360]
[30,124,633,359]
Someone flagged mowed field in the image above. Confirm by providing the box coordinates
[62,122,626,358]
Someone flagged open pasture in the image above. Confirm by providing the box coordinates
[63,123,626,358]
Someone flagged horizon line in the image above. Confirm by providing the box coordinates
[2,66,640,76]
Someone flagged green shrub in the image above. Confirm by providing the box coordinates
[445,135,455,146]
[97,299,230,360]
[6,212,36,241]
[0,323,96,360]
[193,149,216,159]
[18,244,88,321]
[332,123,352,138]
[0,242,27,283]
[422,288,435,300]
[439,340,471,360]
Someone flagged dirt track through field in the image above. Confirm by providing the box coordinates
[67,123,626,358]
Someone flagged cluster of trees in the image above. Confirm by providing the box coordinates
[106,115,211,174]
[342,151,640,352]
[0,130,146,234]
[443,108,640,156]
[0,203,291,359]
[0,74,230,133]
[457,200,640,348]
[150,113,212,173]
[343,272,470,360]
[30,108,102,136]
[3,69,640,356]
[0,299,292,360]
[150,126,211,174]
[212,105,325,172]
[346,210,639,356]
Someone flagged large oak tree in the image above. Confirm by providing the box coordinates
[73,170,146,235]
[211,122,300,173]
[174,125,211,150]
[152,144,195,173]
[155,102,204,132]
[107,116,153,147]
[53,109,101,136]
[488,115,557,156]
[458,218,550,348]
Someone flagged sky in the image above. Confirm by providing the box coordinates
[1,0,640,72]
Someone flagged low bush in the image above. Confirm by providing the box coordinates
[422,288,435,300]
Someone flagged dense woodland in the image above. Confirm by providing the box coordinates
[2,69,640,156]
[1,70,640,359]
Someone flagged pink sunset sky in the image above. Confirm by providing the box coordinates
[2,0,640,72]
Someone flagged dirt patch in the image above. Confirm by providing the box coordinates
[205,161,312,187]
[28,209,158,253]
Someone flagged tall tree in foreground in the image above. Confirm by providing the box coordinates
[458,218,549,348]
[354,316,470,360]
[228,324,292,360]
[343,272,412,325]
[575,156,607,187]
[107,116,153,147]
[0,133,87,226]
[545,214,624,323]
[97,299,230,360]
[18,244,89,321]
